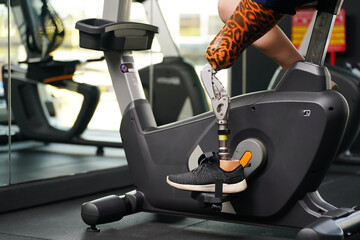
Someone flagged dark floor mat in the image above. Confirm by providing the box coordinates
[1,142,126,184]
[0,187,297,240]
[0,163,359,240]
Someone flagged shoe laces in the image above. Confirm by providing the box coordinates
[191,154,219,173]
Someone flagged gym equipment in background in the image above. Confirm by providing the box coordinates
[1,0,112,150]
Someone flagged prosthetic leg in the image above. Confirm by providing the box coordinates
[201,0,285,170]
[166,0,280,196]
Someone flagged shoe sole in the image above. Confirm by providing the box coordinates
[166,176,247,193]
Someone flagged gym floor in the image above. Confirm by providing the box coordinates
[0,145,360,240]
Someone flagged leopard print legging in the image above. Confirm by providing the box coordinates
[206,0,284,71]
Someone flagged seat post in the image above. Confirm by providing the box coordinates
[304,12,335,66]
[102,0,131,22]
[101,0,148,114]
[304,0,344,66]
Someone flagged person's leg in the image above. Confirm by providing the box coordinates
[216,0,338,90]
[253,25,304,70]
[213,0,304,71]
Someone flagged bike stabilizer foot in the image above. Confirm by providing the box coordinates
[81,191,144,230]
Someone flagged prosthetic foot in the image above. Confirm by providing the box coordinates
[166,152,247,193]
[167,65,247,195]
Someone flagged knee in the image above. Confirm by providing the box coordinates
[218,0,229,23]
[218,0,240,23]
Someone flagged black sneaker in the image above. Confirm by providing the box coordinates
[166,153,247,193]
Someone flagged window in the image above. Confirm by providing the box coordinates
[179,14,200,37]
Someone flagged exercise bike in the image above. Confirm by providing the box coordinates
[1,0,106,148]
[76,0,360,239]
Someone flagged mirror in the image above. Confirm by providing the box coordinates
[2,0,128,186]
[0,1,11,187]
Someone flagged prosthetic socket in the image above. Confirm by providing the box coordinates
[206,0,283,71]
